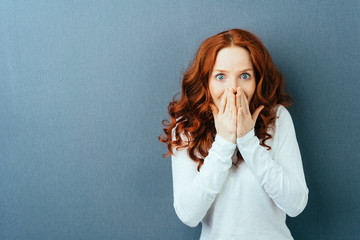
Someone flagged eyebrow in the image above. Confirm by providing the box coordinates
[213,68,253,73]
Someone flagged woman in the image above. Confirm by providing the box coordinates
[159,29,309,239]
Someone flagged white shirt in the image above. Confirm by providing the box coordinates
[171,105,309,240]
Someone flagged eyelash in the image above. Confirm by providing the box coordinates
[215,73,251,80]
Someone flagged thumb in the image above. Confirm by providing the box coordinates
[252,105,265,123]
[209,103,219,118]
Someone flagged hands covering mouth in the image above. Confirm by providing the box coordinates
[210,87,264,144]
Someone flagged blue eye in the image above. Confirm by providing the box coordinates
[216,74,225,80]
[241,73,250,80]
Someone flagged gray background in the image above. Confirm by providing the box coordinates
[0,0,359,239]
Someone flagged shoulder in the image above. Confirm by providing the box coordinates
[272,104,296,135]
[274,104,293,124]
[273,104,288,116]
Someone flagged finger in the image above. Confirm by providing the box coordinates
[252,105,265,122]
[230,88,236,110]
[224,88,231,114]
[230,105,236,122]
[239,88,243,109]
[240,90,247,116]
[243,92,250,115]
[210,103,219,119]
[231,105,237,122]
[238,106,245,125]
[235,87,241,109]
[219,88,228,114]
[241,92,249,116]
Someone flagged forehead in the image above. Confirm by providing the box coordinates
[213,46,253,70]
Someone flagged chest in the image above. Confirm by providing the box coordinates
[220,137,277,200]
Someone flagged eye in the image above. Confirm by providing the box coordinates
[215,74,225,81]
[240,73,250,80]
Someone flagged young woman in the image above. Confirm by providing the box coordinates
[159,29,309,239]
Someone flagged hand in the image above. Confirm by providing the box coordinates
[235,87,264,138]
[210,88,237,144]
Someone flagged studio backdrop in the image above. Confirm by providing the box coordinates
[0,1,359,239]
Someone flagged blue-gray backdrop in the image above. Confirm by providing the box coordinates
[0,1,359,239]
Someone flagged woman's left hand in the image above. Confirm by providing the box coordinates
[235,87,264,138]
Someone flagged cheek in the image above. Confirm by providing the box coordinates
[211,91,222,103]
[209,89,222,107]
[244,84,256,102]
[245,90,254,101]
[209,82,221,99]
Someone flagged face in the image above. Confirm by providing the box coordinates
[209,46,256,109]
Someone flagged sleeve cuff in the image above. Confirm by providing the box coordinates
[209,134,236,160]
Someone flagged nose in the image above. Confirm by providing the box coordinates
[228,77,238,94]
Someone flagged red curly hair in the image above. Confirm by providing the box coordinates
[159,28,293,171]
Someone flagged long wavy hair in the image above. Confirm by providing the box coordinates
[159,28,293,171]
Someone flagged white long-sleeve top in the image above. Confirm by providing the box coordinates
[171,105,309,240]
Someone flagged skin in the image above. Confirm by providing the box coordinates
[209,46,264,143]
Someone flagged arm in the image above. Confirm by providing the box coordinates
[171,132,236,227]
[236,106,309,217]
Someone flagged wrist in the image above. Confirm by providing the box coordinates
[236,128,255,142]
[237,128,253,139]
[217,133,236,144]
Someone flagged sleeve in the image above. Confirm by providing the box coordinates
[236,105,309,217]
[171,130,236,227]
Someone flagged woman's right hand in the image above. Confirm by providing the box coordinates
[210,88,237,144]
